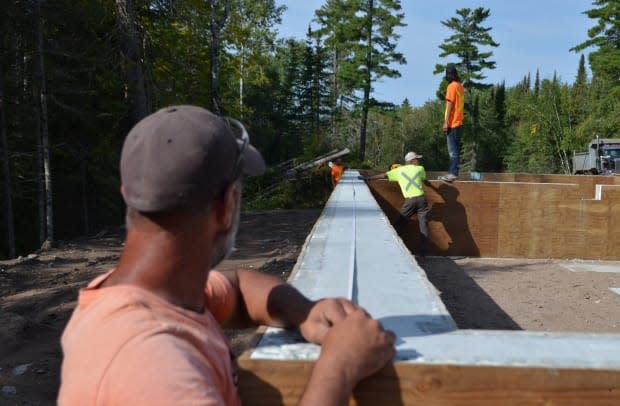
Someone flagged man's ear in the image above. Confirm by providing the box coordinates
[213,183,239,232]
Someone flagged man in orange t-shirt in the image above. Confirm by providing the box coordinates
[439,64,465,183]
[58,106,395,405]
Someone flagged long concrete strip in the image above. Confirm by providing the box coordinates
[250,170,620,370]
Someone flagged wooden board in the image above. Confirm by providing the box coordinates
[238,357,620,405]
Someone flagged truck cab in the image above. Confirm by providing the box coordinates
[573,138,620,175]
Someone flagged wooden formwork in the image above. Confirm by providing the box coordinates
[367,173,620,260]
[238,358,620,405]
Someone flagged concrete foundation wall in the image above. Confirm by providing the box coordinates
[366,173,620,260]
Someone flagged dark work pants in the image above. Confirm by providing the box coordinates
[395,195,429,254]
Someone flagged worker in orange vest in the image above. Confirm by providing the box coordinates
[330,158,345,188]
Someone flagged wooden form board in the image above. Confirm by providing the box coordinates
[367,174,620,260]
[239,171,620,404]
[239,358,620,405]
[427,171,620,198]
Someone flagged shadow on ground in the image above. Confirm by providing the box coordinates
[418,256,521,330]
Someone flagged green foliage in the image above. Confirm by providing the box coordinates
[571,0,620,85]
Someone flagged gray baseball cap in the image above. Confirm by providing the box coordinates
[120,105,265,212]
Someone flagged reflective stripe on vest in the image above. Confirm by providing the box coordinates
[401,170,423,194]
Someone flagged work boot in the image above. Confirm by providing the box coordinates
[438,174,457,183]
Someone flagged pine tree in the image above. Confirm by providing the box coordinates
[434,7,499,90]
[571,0,620,85]
[316,0,406,161]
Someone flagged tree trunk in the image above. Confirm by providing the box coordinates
[239,44,244,116]
[331,49,338,143]
[359,0,374,161]
[35,0,54,249]
[209,0,232,115]
[81,156,89,235]
[115,0,148,124]
[0,62,16,258]
[33,72,45,246]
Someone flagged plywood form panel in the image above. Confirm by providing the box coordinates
[606,188,620,257]
[581,186,620,259]
[572,199,609,259]
[366,173,619,259]
[514,174,619,198]
[425,182,499,257]
[496,183,579,258]
[238,358,620,405]
[367,179,500,257]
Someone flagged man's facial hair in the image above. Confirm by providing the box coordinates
[210,200,240,268]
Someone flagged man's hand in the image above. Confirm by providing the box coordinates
[298,297,357,344]
[299,307,396,405]
[322,308,396,383]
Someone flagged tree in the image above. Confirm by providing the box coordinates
[34,0,54,249]
[316,0,406,161]
[114,0,148,124]
[0,58,15,258]
[351,0,406,161]
[300,28,331,152]
[570,1,620,141]
[315,0,359,141]
[434,7,499,90]
[228,0,284,118]
[570,54,589,134]
[571,0,620,85]
[208,0,233,115]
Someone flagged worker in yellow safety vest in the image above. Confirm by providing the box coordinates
[364,151,434,256]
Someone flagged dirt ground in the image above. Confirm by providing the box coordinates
[1,208,620,405]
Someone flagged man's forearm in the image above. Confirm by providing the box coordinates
[299,357,353,406]
[223,269,313,328]
[367,173,386,181]
[444,100,454,126]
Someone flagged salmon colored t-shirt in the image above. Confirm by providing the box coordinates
[58,270,240,406]
[445,81,465,128]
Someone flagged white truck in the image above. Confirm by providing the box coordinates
[572,137,620,175]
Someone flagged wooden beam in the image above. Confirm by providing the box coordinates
[238,357,620,405]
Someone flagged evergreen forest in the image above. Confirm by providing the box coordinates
[1,0,620,259]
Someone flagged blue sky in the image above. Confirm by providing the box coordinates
[275,0,594,107]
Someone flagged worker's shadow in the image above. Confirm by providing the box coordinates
[426,183,480,257]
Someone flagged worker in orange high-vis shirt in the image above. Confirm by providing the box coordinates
[330,158,345,188]
[439,64,465,183]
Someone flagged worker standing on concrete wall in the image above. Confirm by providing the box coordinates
[365,151,433,256]
[439,64,465,183]
[58,106,395,405]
